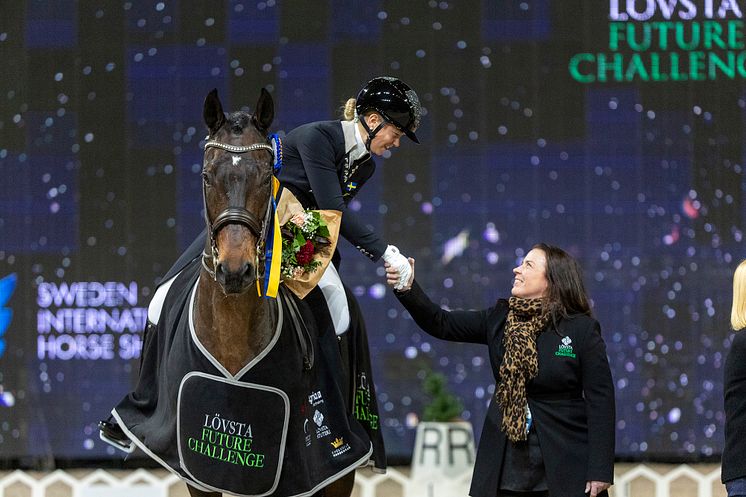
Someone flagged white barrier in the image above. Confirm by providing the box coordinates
[0,464,727,497]
[612,464,723,497]
[0,468,180,497]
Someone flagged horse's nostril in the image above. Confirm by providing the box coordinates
[242,263,255,282]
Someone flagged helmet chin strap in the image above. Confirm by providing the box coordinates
[358,116,385,152]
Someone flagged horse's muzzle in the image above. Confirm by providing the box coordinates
[215,261,256,294]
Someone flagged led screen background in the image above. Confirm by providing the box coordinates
[1,0,743,462]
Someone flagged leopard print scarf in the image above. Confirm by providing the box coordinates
[496,297,551,442]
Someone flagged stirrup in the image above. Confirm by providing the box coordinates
[98,419,135,454]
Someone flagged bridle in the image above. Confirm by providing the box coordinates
[200,139,275,284]
[199,133,312,365]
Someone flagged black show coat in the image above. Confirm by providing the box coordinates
[722,330,746,483]
[277,120,386,261]
[395,281,615,497]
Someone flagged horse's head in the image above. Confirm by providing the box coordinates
[201,88,274,295]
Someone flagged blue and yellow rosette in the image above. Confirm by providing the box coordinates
[256,134,285,298]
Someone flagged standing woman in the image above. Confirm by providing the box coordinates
[386,244,615,497]
[722,260,746,497]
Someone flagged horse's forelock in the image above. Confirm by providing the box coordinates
[227,111,255,135]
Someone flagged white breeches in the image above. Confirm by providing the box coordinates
[317,263,350,336]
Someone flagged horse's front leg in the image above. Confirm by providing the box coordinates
[313,471,355,497]
[187,485,221,497]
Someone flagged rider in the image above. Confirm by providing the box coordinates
[268,78,423,472]
[276,75,419,334]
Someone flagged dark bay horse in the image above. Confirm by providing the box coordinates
[187,89,356,497]
[100,89,361,497]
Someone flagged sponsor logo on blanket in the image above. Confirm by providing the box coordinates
[186,413,266,468]
[308,390,324,407]
[330,436,351,458]
[354,372,379,430]
[303,419,312,447]
[313,409,331,439]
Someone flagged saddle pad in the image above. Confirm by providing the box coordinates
[178,372,289,496]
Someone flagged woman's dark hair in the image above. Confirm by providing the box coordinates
[532,243,592,320]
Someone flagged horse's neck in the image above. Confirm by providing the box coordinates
[193,274,277,376]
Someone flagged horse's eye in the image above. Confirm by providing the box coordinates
[202,171,211,185]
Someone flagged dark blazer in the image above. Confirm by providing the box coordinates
[396,281,616,497]
[722,331,746,483]
[162,120,386,283]
[277,120,386,261]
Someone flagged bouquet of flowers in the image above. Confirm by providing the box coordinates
[276,189,341,298]
[280,211,331,280]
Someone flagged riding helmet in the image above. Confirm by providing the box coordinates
[355,76,422,143]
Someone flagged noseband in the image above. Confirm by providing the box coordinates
[201,139,275,282]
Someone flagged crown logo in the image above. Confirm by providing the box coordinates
[331,437,344,449]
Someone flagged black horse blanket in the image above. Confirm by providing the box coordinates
[112,260,375,496]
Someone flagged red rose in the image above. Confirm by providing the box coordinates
[296,240,315,265]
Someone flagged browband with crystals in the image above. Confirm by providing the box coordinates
[201,136,281,298]
[204,141,274,154]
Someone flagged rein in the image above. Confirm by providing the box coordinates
[200,139,277,292]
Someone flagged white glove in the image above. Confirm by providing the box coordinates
[383,245,412,290]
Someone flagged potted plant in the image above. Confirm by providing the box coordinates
[410,368,476,491]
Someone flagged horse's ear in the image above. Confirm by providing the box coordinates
[203,88,226,136]
[252,88,274,133]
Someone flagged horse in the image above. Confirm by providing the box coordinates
[192,88,360,497]
[103,89,364,497]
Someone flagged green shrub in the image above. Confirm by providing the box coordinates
[421,371,464,422]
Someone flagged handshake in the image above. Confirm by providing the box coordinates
[382,245,415,291]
